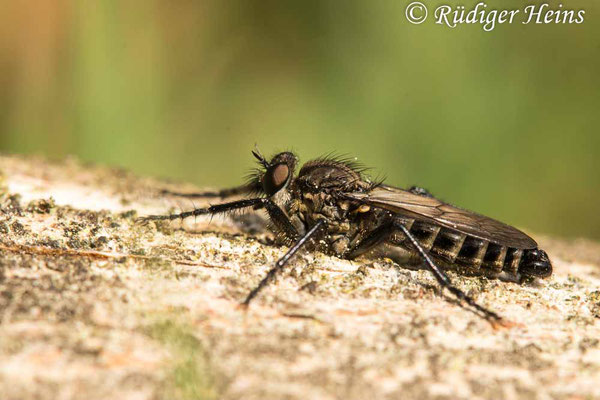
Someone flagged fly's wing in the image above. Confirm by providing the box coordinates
[345,185,537,249]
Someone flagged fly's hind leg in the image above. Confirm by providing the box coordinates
[395,222,504,324]
[346,220,505,325]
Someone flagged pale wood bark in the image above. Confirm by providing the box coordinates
[0,154,599,400]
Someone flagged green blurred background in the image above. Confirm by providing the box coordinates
[0,1,598,239]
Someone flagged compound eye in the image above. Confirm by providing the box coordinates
[263,163,290,195]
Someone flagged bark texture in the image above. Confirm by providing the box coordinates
[0,154,599,400]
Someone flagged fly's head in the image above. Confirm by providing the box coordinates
[252,149,298,205]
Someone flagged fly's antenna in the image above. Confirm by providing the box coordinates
[252,145,270,169]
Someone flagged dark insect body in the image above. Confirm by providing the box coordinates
[140,150,552,324]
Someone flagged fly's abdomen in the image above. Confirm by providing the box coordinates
[481,243,508,275]
[455,238,519,279]
[409,220,440,251]
[503,248,523,276]
[429,229,466,262]
[518,248,552,278]
[455,236,488,271]
[407,222,470,263]
[405,223,474,266]
[402,221,552,281]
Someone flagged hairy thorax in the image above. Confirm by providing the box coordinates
[285,191,351,254]
[283,190,389,258]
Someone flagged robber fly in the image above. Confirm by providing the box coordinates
[140,150,552,324]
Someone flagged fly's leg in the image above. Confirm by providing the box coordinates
[137,197,299,240]
[408,186,434,198]
[346,220,504,324]
[159,182,261,198]
[139,196,323,307]
[345,221,396,259]
[138,198,263,222]
[395,223,504,324]
[242,220,325,306]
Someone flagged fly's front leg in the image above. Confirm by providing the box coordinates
[137,197,297,242]
[139,196,309,305]
[260,199,299,242]
[137,198,266,223]
[139,197,307,301]
[159,182,261,198]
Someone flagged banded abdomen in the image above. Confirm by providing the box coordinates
[396,218,552,281]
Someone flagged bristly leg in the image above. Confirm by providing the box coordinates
[159,182,261,198]
[136,197,299,240]
[137,198,265,222]
[241,220,325,307]
[395,223,505,325]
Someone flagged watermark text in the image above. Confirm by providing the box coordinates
[405,2,585,31]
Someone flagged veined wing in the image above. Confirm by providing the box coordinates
[345,185,537,249]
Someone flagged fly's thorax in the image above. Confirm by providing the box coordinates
[286,198,308,236]
[285,191,370,256]
[291,191,351,224]
[295,158,371,193]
